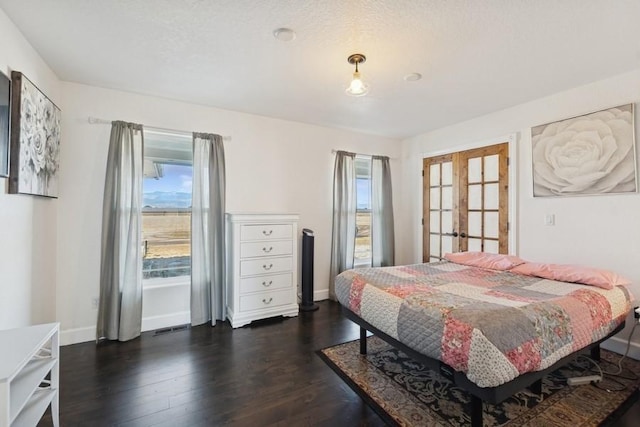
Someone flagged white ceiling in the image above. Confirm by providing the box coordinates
[1,0,639,138]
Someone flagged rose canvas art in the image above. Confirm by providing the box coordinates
[9,71,61,197]
[531,104,636,197]
[0,71,9,177]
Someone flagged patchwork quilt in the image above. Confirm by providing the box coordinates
[334,261,632,388]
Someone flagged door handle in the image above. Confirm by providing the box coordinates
[460,232,467,238]
[451,231,459,237]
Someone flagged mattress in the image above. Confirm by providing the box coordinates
[334,261,632,388]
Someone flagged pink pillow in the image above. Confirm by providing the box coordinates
[510,262,630,290]
[444,252,526,271]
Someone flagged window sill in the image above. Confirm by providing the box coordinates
[353,260,372,269]
[143,276,190,290]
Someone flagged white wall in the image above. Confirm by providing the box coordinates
[6,0,635,355]
[0,9,60,329]
[399,68,640,357]
[57,82,401,344]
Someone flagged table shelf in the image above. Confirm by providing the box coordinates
[10,358,57,423]
[0,323,59,427]
[11,389,57,427]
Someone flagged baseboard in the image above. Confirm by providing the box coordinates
[141,311,190,332]
[314,289,329,301]
[60,311,192,346]
[60,325,96,346]
[61,309,637,360]
[601,336,640,361]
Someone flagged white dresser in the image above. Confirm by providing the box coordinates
[0,323,59,427]
[225,213,299,328]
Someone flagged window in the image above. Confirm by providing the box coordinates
[355,156,372,266]
[142,133,193,281]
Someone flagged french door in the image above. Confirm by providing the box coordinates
[423,143,509,262]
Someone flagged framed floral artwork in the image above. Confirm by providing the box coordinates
[0,71,10,178]
[531,104,636,197]
[9,71,61,197]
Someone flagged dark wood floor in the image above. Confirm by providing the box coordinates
[40,300,639,426]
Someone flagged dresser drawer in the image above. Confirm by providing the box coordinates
[240,224,292,241]
[239,289,293,312]
[240,273,292,294]
[240,240,293,258]
[240,256,293,277]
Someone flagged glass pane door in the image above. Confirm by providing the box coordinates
[459,144,508,254]
[423,143,509,262]
[423,154,456,262]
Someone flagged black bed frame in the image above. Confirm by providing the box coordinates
[343,307,625,427]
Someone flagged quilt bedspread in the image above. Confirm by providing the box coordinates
[334,261,632,388]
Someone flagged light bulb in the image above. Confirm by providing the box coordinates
[350,74,364,92]
[346,71,369,96]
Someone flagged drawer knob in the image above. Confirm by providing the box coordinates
[263,263,274,270]
[262,297,273,304]
[262,230,273,236]
[262,280,273,287]
[262,246,273,253]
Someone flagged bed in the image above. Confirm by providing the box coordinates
[334,254,633,427]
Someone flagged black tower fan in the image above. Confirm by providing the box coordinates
[300,228,319,311]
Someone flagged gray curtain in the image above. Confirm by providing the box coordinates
[329,151,356,300]
[96,121,144,342]
[191,133,226,326]
[371,155,395,267]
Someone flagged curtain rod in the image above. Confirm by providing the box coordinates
[331,149,396,160]
[87,116,232,141]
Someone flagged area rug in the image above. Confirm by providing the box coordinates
[318,337,640,426]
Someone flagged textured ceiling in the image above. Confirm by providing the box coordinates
[1,0,639,138]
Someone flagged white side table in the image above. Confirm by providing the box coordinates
[0,323,59,427]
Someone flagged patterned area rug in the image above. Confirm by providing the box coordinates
[319,337,640,426]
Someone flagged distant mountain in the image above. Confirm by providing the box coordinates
[143,191,191,208]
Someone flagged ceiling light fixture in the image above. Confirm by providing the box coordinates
[346,53,369,97]
[273,28,296,42]
[404,72,422,82]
